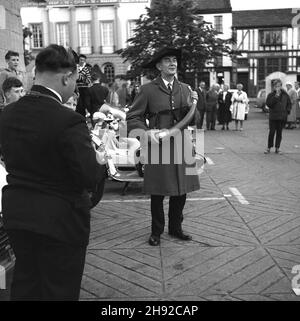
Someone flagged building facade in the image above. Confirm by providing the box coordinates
[193,0,233,88]
[232,9,300,97]
[0,0,24,70]
[21,0,150,82]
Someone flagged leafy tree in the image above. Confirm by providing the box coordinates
[117,0,234,86]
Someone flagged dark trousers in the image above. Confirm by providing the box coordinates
[268,119,285,149]
[76,87,90,117]
[206,110,217,130]
[151,194,186,236]
[7,230,87,301]
[196,109,206,129]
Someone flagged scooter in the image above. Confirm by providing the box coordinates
[91,104,144,195]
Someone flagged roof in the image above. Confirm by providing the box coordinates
[193,0,232,14]
[151,0,232,14]
[232,9,295,29]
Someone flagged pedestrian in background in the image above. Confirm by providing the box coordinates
[130,83,140,103]
[107,82,119,107]
[87,64,109,126]
[117,83,131,108]
[206,84,220,130]
[285,82,297,129]
[0,45,106,300]
[75,54,91,117]
[231,83,248,131]
[265,79,291,154]
[218,84,232,130]
[195,81,207,129]
[0,51,24,109]
[295,81,300,127]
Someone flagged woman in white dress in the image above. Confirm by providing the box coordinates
[231,83,249,131]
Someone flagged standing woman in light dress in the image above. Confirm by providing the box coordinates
[231,83,248,131]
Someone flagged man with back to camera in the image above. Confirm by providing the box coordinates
[195,81,207,129]
[126,47,200,246]
[0,45,106,300]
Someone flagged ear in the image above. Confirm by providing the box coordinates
[156,62,161,71]
[62,71,73,86]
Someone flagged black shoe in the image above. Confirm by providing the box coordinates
[148,234,160,246]
[169,230,192,241]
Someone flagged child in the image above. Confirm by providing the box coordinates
[64,92,78,111]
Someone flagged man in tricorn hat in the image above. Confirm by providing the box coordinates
[126,47,200,246]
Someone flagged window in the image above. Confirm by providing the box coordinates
[214,55,223,67]
[101,21,114,46]
[258,58,265,81]
[128,20,137,40]
[214,16,223,33]
[101,21,114,54]
[79,22,91,47]
[30,23,43,48]
[103,63,115,84]
[258,57,288,81]
[259,29,284,46]
[56,23,69,47]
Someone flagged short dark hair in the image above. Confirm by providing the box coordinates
[35,44,77,73]
[79,54,87,60]
[2,77,23,94]
[5,51,19,60]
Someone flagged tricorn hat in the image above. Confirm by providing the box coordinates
[142,47,182,69]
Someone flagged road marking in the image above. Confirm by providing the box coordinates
[216,147,225,150]
[206,157,215,165]
[229,187,249,205]
[101,197,226,203]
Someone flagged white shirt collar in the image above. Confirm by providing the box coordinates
[162,78,174,89]
[45,87,62,102]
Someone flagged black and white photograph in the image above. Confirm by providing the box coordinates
[0,0,300,308]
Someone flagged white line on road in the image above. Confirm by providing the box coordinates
[206,157,215,165]
[101,197,226,203]
[229,187,249,205]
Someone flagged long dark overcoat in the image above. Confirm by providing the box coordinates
[218,91,232,124]
[126,77,200,196]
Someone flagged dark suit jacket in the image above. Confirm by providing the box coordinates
[266,90,291,121]
[0,85,106,246]
[206,90,219,112]
[196,88,207,112]
[218,91,232,109]
[87,83,109,114]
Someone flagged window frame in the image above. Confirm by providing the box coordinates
[127,19,137,40]
[214,15,223,34]
[56,22,70,48]
[30,23,44,49]
[78,21,92,48]
[259,29,285,46]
